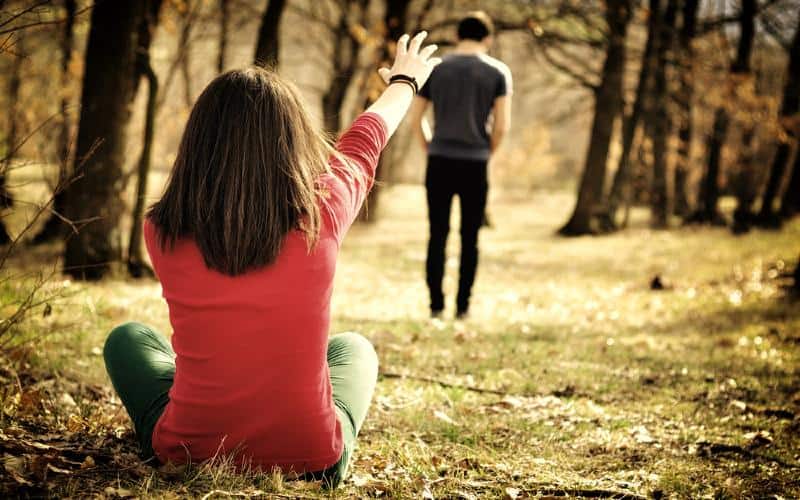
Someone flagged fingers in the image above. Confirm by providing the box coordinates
[396,33,410,57]
[419,44,438,60]
[408,31,427,54]
[428,57,443,68]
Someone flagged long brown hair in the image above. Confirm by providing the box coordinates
[148,67,338,276]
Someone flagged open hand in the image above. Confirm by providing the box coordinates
[378,32,441,88]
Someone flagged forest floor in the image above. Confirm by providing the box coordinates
[1,187,800,499]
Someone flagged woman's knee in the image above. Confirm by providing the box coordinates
[330,332,378,369]
[104,322,150,362]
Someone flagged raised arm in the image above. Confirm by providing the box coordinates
[321,32,440,242]
[367,31,441,138]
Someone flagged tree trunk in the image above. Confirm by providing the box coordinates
[730,0,758,234]
[63,0,147,280]
[32,0,76,245]
[673,0,698,218]
[179,7,193,107]
[254,0,287,68]
[321,0,366,134]
[358,0,413,222]
[779,148,800,219]
[127,0,163,278]
[128,63,158,278]
[758,10,800,226]
[217,0,229,74]
[649,0,678,229]
[559,0,632,235]
[602,0,660,232]
[688,0,755,226]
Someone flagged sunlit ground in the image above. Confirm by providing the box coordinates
[2,185,799,498]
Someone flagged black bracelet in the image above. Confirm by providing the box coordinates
[389,74,419,94]
[389,79,417,95]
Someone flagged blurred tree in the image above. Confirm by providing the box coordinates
[0,30,22,245]
[689,0,756,226]
[322,0,369,134]
[673,0,699,218]
[254,0,286,68]
[156,0,201,112]
[559,0,632,235]
[780,145,800,218]
[358,0,413,222]
[758,8,799,225]
[217,0,229,73]
[128,0,164,278]
[32,0,77,244]
[602,0,660,232]
[63,0,151,280]
[649,0,678,228]
[178,1,195,107]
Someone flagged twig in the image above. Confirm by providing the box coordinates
[530,487,647,499]
[0,5,92,36]
[380,371,511,396]
[200,490,311,500]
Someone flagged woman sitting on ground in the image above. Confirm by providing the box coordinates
[102,32,440,488]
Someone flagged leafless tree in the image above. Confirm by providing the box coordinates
[559,0,633,235]
[127,0,164,278]
[32,0,76,244]
[758,8,800,225]
[62,0,155,280]
[254,0,287,68]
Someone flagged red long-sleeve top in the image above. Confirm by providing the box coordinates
[144,113,388,473]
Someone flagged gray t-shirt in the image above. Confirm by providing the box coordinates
[419,53,512,161]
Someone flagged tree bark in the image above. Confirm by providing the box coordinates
[688,0,755,226]
[63,0,147,280]
[254,0,287,68]
[32,0,76,244]
[758,10,800,225]
[559,0,632,235]
[358,0,413,222]
[730,0,758,234]
[673,0,698,218]
[649,0,678,229]
[602,0,660,232]
[779,147,800,219]
[179,6,193,107]
[217,0,229,73]
[322,0,367,134]
[127,0,163,278]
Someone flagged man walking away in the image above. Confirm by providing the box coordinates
[408,11,512,319]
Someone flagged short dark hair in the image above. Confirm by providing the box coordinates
[457,11,494,41]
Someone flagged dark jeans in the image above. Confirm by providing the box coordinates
[425,154,488,314]
[103,322,377,489]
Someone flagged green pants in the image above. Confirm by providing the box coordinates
[103,322,378,488]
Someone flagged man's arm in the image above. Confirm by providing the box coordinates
[408,95,431,152]
[490,94,511,153]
